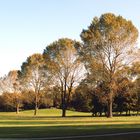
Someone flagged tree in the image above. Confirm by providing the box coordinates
[1,92,22,112]
[130,62,140,115]
[114,77,137,115]
[20,53,51,115]
[91,81,108,117]
[80,13,138,117]
[22,90,35,110]
[134,78,140,115]
[43,38,85,117]
[0,70,22,113]
[71,79,93,112]
[51,86,61,108]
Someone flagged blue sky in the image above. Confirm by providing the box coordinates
[0,0,140,76]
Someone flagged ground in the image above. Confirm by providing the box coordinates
[0,109,140,140]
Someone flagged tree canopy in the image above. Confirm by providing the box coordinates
[80,13,139,117]
[43,38,85,117]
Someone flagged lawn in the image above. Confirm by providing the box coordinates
[0,109,140,140]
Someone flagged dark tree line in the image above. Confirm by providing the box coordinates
[71,73,140,116]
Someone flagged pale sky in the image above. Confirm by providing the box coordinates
[0,0,140,76]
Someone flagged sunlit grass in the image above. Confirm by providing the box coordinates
[0,109,139,139]
[0,108,91,117]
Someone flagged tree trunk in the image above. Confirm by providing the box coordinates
[62,91,67,117]
[126,111,128,116]
[62,107,66,117]
[34,104,38,116]
[16,104,19,114]
[99,112,102,117]
[129,109,131,116]
[61,92,66,117]
[107,93,113,118]
[62,79,67,117]
[34,93,38,116]
[107,78,114,118]
[53,94,57,107]
[137,110,139,116]
[108,100,113,118]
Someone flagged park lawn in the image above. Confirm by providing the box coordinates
[0,109,139,140]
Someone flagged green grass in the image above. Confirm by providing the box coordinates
[0,109,139,140]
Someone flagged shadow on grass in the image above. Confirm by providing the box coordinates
[0,124,139,138]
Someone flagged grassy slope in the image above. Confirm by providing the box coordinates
[0,109,139,139]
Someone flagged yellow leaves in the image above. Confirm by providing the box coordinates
[27,53,44,67]
[81,13,139,79]
[101,13,116,25]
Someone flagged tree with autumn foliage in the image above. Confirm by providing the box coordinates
[20,53,51,115]
[43,38,85,117]
[114,77,137,115]
[130,62,140,115]
[80,13,138,117]
[0,70,22,113]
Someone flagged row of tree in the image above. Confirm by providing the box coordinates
[0,13,140,117]
[0,66,139,117]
